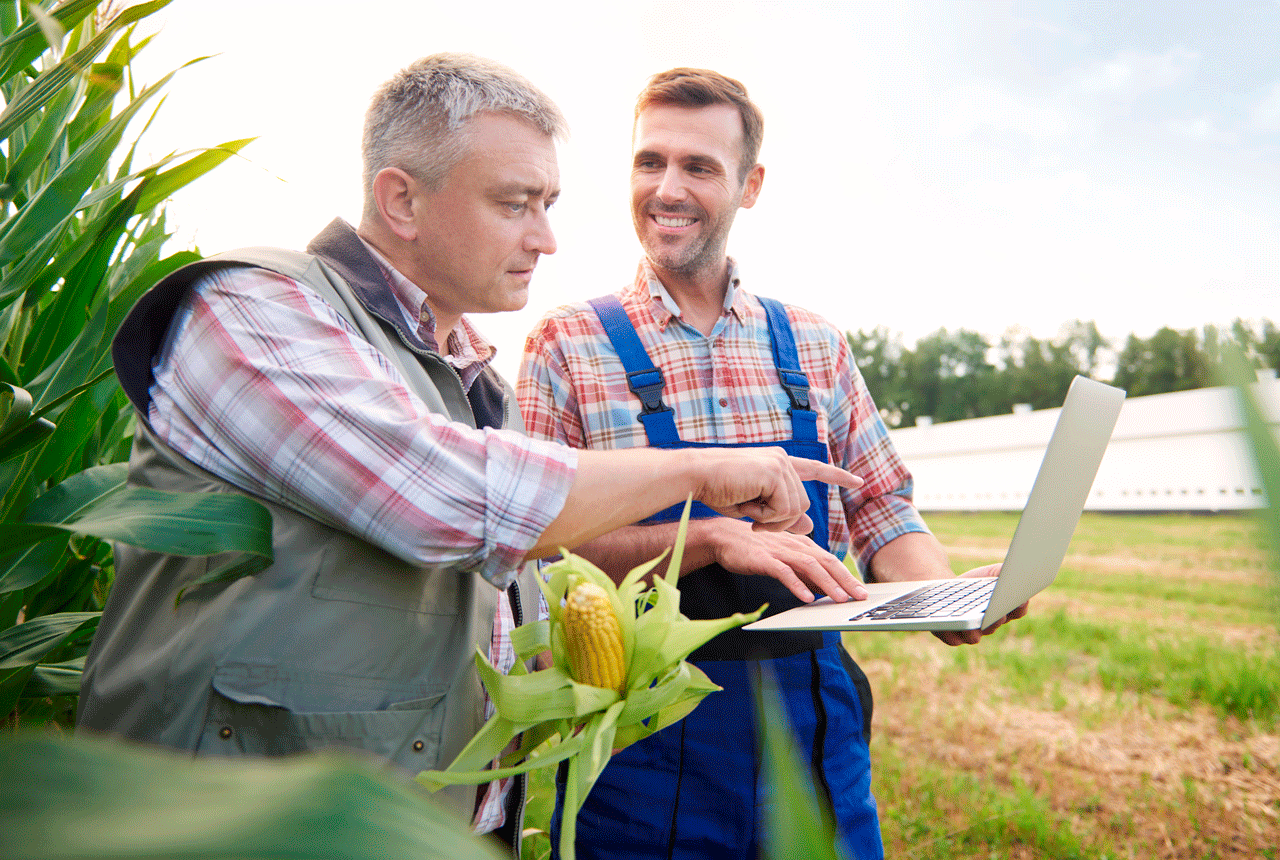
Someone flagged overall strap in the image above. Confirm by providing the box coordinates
[587,296,681,446]
[758,296,819,443]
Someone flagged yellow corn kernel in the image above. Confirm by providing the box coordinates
[563,581,627,694]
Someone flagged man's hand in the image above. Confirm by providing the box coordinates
[867,533,1030,647]
[706,517,868,604]
[690,447,864,532]
[932,563,1031,647]
[528,446,862,561]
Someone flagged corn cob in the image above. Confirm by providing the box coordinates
[562,581,627,694]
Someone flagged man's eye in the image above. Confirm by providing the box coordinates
[505,202,527,213]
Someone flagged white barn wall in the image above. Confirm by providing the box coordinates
[887,378,1280,512]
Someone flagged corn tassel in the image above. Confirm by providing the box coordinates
[563,581,627,694]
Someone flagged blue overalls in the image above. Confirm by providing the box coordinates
[550,295,883,860]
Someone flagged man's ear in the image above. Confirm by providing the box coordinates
[372,167,419,240]
[739,163,765,210]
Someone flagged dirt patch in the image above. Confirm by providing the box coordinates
[867,643,1280,858]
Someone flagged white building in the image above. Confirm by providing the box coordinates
[888,376,1280,512]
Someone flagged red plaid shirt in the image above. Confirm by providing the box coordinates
[517,259,927,571]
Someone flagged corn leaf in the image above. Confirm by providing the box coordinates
[0,611,98,714]
[0,67,177,266]
[133,137,255,211]
[1,462,273,564]
[0,0,99,80]
[758,669,847,860]
[0,731,504,860]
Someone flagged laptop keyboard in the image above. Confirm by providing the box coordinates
[850,578,998,621]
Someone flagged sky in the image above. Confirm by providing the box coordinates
[127,0,1280,381]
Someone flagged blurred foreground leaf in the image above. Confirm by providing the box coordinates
[0,732,505,860]
[1221,346,1280,628]
[758,670,848,860]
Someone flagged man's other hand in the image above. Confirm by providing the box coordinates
[932,563,1031,646]
[705,517,868,604]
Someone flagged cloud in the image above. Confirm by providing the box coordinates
[936,82,1071,141]
[1250,81,1280,131]
[1166,114,1235,142]
[1071,48,1198,101]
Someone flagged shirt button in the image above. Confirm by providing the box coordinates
[719,398,729,408]
[218,726,232,740]
[412,740,425,752]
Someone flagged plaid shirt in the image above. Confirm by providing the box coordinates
[517,259,926,571]
[149,243,575,832]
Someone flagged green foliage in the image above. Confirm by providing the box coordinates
[849,317,1278,428]
[0,732,507,860]
[0,0,269,730]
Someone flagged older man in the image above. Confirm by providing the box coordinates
[519,68,1026,859]
[78,55,860,852]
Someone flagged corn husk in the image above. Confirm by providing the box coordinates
[414,499,765,859]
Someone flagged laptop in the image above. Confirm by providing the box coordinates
[744,375,1126,633]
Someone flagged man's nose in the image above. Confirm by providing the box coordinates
[655,165,688,204]
[526,210,557,255]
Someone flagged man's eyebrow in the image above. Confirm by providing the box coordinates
[493,181,557,199]
[633,149,725,171]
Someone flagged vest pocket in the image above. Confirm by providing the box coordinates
[198,668,447,772]
[309,541,465,616]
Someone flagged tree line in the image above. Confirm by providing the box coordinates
[846,318,1280,429]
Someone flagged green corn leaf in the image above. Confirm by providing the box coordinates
[0,731,505,860]
[0,381,35,435]
[510,617,550,665]
[1221,346,1280,627]
[0,66,177,266]
[2,83,74,193]
[758,668,847,860]
[0,20,116,143]
[0,415,57,465]
[0,463,273,568]
[0,611,98,714]
[133,137,256,211]
[0,382,57,465]
[24,655,86,698]
[0,0,99,80]
[20,187,143,379]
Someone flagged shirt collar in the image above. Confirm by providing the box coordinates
[357,236,496,378]
[636,257,746,326]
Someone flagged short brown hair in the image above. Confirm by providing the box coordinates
[634,68,764,181]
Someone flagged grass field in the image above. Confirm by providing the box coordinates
[857,511,1279,859]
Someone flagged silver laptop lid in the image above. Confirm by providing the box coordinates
[981,375,1125,627]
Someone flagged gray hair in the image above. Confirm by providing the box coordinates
[361,53,568,217]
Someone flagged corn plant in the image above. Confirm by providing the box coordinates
[416,503,767,860]
[0,0,272,730]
